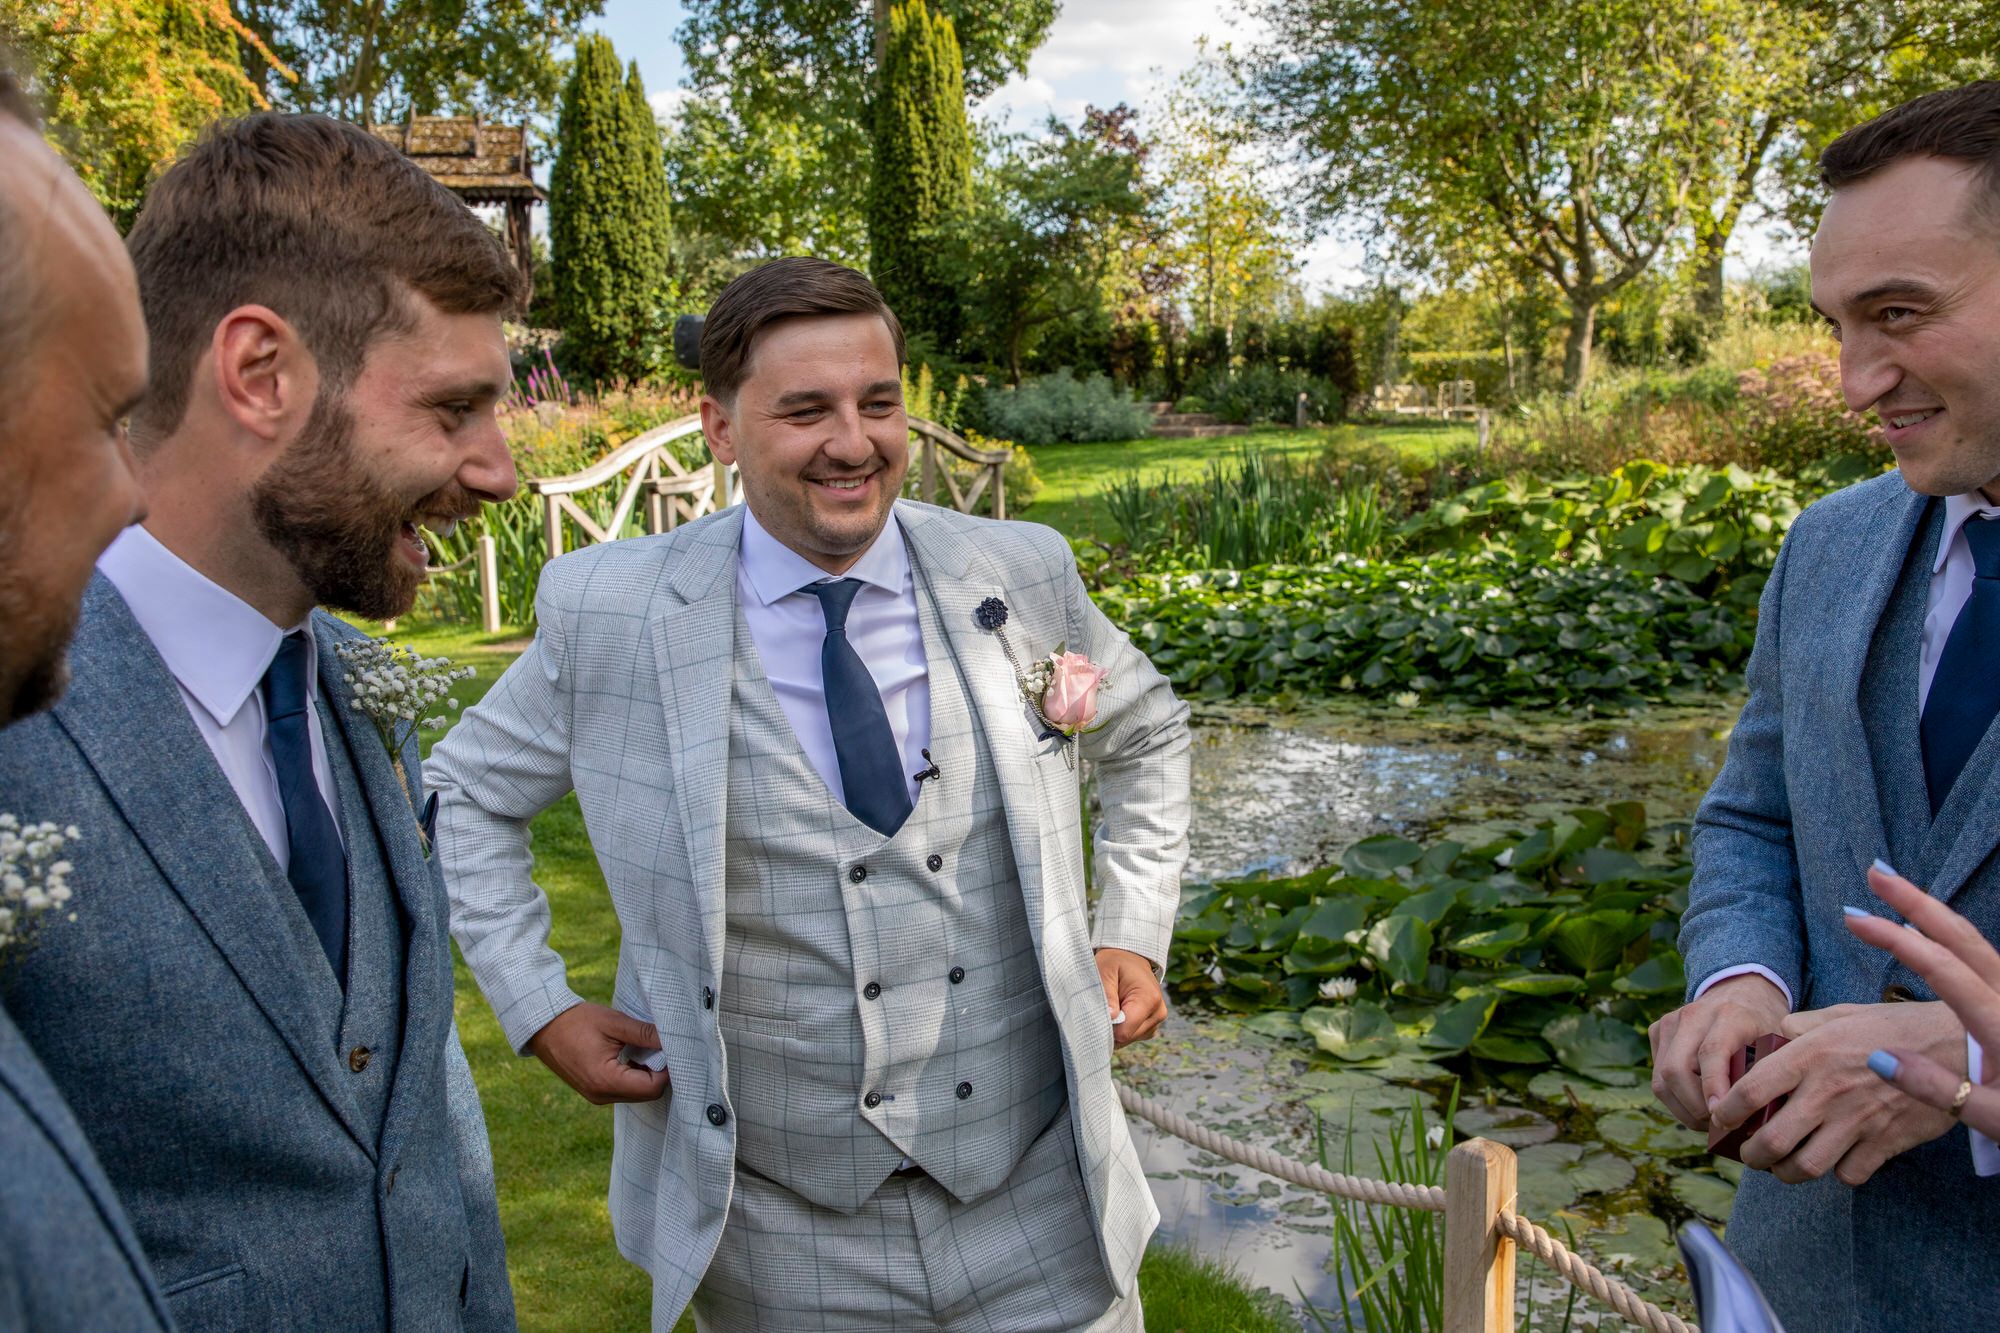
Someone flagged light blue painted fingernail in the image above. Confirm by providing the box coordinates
[1867,1050,1900,1081]
[1872,858,1898,877]
[1843,905,1874,920]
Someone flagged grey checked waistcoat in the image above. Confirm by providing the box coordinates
[717,565,1068,1215]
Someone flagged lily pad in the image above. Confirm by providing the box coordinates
[1515,1142,1637,1217]
[1548,910,1643,973]
[1526,1071,1660,1110]
[1454,1103,1559,1147]
[1590,1211,1680,1276]
[1365,914,1434,989]
[1494,972,1586,996]
[1614,951,1687,996]
[1297,897,1369,951]
[1239,1010,1308,1043]
[1420,991,1498,1053]
[1343,834,1425,877]
[1596,1109,1711,1159]
[1542,1012,1649,1081]
[1301,1000,1401,1061]
[1669,1169,1737,1221]
[1470,1034,1551,1064]
[1445,921,1531,959]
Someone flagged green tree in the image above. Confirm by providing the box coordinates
[549,34,671,384]
[867,0,971,347]
[1248,0,1720,390]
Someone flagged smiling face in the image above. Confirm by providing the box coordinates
[248,292,516,620]
[701,313,908,574]
[1811,154,2000,498]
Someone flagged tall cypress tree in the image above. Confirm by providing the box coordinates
[867,0,972,350]
[549,35,672,384]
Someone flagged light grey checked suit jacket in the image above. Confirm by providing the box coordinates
[426,501,1192,1328]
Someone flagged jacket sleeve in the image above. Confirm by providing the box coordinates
[423,562,586,1054]
[1680,527,1807,1002]
[1060,538,1192,970]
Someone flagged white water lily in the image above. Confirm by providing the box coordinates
[1205,960,1226,986]
[1426,1125,1446,1151]
[0,816,80,968]
[1318,976,1359,1002]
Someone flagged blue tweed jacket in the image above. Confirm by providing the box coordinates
[1683,470,2000,1330]
[0,577,514,1331]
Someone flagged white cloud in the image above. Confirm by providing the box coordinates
[648,85,693,125]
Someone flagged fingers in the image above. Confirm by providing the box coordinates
[1846,912,2000,1056]
[1865,865,2000,986]
[603,1009,663,1052]
[1115,970,1168,1047]
[1869,1048,2000,1141]
[1654,1010,1713,1128]
[1832,1134,1896,1189]
[1710,1040,1801,1133]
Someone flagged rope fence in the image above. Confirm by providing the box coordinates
[1115,1082,1697,1333]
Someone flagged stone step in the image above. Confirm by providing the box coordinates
[1150,423,1249,439]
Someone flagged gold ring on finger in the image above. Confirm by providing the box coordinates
[1950,1079,1975,1118]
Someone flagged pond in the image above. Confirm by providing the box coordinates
[1114,699,1743,1327]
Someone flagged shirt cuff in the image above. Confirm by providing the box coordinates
[1970,1036,2000,1178]
[1692,964,1795,1011]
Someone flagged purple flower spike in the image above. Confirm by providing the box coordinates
[975,597,1009,631]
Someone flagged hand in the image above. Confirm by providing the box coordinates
[1649,974,1790,1130]
[527,1002,671,1106]
[1095,947,1167,1048]
[1844,862,2000,1139]
[1710,999,1961,1185]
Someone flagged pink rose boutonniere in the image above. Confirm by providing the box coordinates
[975,596,1109,767]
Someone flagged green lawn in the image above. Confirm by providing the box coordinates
[1023,420,1476,541]
[372,620,1302,1332]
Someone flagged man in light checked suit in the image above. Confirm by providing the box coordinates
[426,257,1192,1330]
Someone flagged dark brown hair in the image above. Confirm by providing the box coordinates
[699,256,904,401]
[0,54,35,128]
[125,112,525,442]
[1821,81,2000,209]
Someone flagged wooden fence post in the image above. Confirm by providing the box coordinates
[541,494,564,563]
[1443,1137,1517,1333]
[476,534,501,634]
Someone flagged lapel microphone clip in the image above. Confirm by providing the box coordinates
[913,749,942,785]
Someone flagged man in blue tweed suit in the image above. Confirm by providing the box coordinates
[428,258,1193,1330]
[1652,84,2000,1326]
[0,64,172,1332]
[0,113,522,1330]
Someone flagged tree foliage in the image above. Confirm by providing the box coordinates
[549,35,673,384]
[867,0,971,347]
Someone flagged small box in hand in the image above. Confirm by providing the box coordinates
[1708,1033,1790,1163]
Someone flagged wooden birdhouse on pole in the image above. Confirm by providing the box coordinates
[371,114,544,300]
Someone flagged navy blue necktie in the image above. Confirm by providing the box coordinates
[261,632,350,986]
[1921,516,2000,816]
[800,580,913,837]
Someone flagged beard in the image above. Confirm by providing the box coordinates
[249,390,472,622]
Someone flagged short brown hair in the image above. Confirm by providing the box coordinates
[699,257,904,401]
[126,112,525,441]
[0,53,35,129]
[1821,81,2000,211]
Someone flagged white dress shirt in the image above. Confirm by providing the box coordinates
[1697,490,2000,1173]
[96,525,344,869]
[736,505,932,812]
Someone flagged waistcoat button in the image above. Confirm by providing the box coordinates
[849,865,868,884]
[863,981,882,1000]
[706,1103,728,1126]
[956,1081,973,1100]
[948,966,966,984]
[863,1090,883,1109]
[703,985,715,1009]
[347,1046,372,1073]
[926,854,943,872]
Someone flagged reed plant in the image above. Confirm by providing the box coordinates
[1105,450,1394,567]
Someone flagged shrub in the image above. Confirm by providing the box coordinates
[980,371,1154,444]
[1187,364,1345,425]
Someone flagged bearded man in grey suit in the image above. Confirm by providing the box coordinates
[0,113,522,1330]
[428,257,1192,1331]
[1651,83,2000,1327]
[0,60,171,1332]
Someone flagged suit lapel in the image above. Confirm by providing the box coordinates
[901,506,1054,956]
[54,578,372,1152]
[653,510,743,981]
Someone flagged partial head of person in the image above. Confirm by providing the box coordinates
[0,58,148,727]
[1815,80,2000,499]
[126,111,525,626]
[698,257,908,575]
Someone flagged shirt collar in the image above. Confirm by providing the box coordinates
[96,525,316,729]
[1935,491,2000,576]
[739,504,910,607]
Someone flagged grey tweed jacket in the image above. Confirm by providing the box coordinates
[426,500,1192,1328]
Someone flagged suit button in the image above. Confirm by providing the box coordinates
[1882,983,1919,1003]
[863,981,882,1000]
[703,986,714,1010]
[956,1081,973,1100]
[706,1103,728,1126]
[863,1090,883,1109]
[850,865,868,884]
[949,966,966,985]
[348,1046,372,1073]
[927,854,943,872]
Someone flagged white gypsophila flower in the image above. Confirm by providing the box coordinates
[0,817,81,967]
[331,637,477,754]
[1319,976,1359,1002]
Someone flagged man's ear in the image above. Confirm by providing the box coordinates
[701,393,738,465]
[211,304,318,444]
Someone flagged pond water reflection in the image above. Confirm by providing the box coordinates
[1120,700,1741,1326]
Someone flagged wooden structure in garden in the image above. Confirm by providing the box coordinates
[371,115,543,297]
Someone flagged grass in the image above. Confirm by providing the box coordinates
[362,618,1304,1332]
[1025,421,1476,542]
